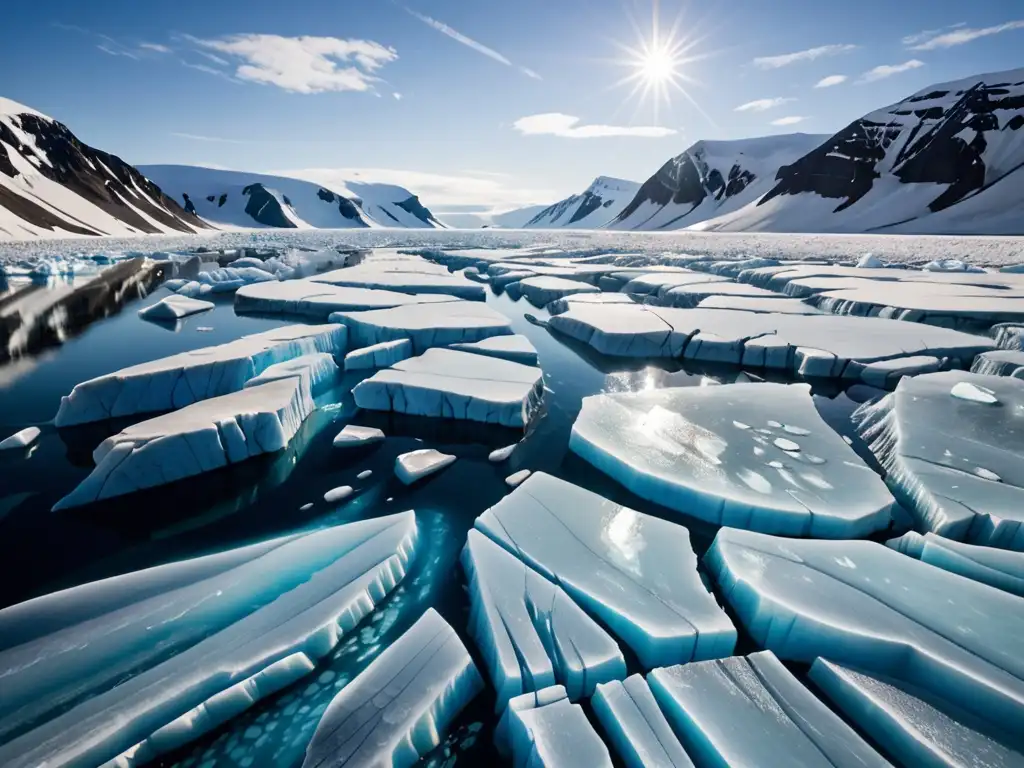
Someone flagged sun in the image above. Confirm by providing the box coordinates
[638,43,678,85]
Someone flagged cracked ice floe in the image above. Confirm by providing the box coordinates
[244,352,339,397]
[234,280,455,320]
[462,530,625,707]
[0,426,40,450]
[810,659,1024,768]
[591,675,694,768]
[330,301,512,354]
[546,305,993,380]
[333,424,385,448]
[546,293,637,316]
[696,295,824,314]
[343,339,413,371]
[54,324,346,427]
[474,472,735,669]
[137,295,213,323]
[971,349,1024,378]
[353,348,543,428]
[855,371,1024,549]
[647,651,888,768]
[0,511,418,768]
[301,608,482,768]
[570,383,893,537]
[657,282,790,309]
[887,531,1024,597]
[448,334,539,366]
[704,527,1024,733]
[495,685,613,767]
[621,272,729,298]
[512,276,600,307]
[176,266,277,298]
[395,449,455,484]
[54,377,315,509]
[310,260,485,301]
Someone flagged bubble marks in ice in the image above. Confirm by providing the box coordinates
[395,449,456,485]
[570,383,894,538]
[887,531,1024,597]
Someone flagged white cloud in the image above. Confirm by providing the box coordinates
[734,97,795,112]
[814,74,847,88]
[513,113,676,138]
[858,59,925,83]
[520,66,542,80]
[753,44,857,69]
[139,42,171,54]
[770,116,808,126]
[194,49,230,65]
[393,92,402,100]
[97,43,139,60]
[908,20,1024,50]
[190,34,397,93]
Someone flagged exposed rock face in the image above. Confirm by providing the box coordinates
[519,177,641,229]
[317,187,365,222]
[241,183,296,228]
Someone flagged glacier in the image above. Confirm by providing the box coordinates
[887,531,1024,597]
[448,334,539,366]
[855,370,1024,549]
[0,511,418,768]
[54,323,346,426]
[591,675,694,768]
[353,348,543,428]
[300,608,482,768]
[705,527,1024,733]
[343,339,413,370]
[570,383,894,537]
[474,472,736,669]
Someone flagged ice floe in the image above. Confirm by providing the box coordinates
[330,301,512,354]
[546,292,637,315]
[235,280,453,319]
[0,512,418,768]
[496,685,613,767]
[333,424,385,448]
[513,275,600,307]
[323,486,353,504]
[0,426,40,450]
[571,383,893,537]
[176,266,277,297]
[647,652,888,768]
[705,527,1024,733]
[395,449,455,484]
[855,371,1024,549]
[354,348,543,428]
[343,339,413,370]
[505,469,531,487]
[311,260,485,301]
[591,675,694,768]
[301,608,482,768]
[448,334,539,366]
[137,294,213,323]
[657,282,789,309]
[887,531,1024,597]
[474,473,735,669]
[54,324,346,426]
[488,443,518,462]
[696,295,823,314]
[243,352,339,397]
[971,349,1024,378]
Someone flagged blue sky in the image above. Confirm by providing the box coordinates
[2,0,1022,212]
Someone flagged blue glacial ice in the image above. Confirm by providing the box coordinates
[333,424,386,448]
[448,334,539,366]
[54,323,346,426]
[570,383,894,537]
[0,511,418,768]
[353,348,543,428]
[300,608,483,768]
[474,472,735,669]
[971,349,1024,378]
[705,527,1024,733]
[235,279,455,319]
[887,531,1024,597]
[462,530,625,707]
[810,658,1024,768]
[395,448,456,484]
[855,371,1024,549]
[175,266,277,297]
[495,685,613,768]
[137,294,213,323]
[344,339,413,370]
[591,675,694,768]
[647,651,888,768]
[244,352,340,397]
[329,300,512,354]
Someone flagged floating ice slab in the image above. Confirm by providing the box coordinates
[244,352,339,398]
[395,449,455,484]
[311,262,485,300]
[571,383,893,537]
[475,473,735,669]
[0,512,418,768]
[591,675,694,768]
[496,686,613,768]
[972,349,1024,378]
[449,334,539,366]
[54,324,346,426]
[505,469,531,487]
[810,659,1024,768]
[301,608,483,768]
[696,295,823,314]
[622,272,729,296]
[514,276,600,307]
[235,280,454,319]
[704,527,1024,733]
[855,371,1024,549]
[343,339,413,370]
[547,293,637,316]
[887,531,1024,597]
[354,348,543,428]
[323,486,353,504]
[489,443,517,462]
[330,301,512,354]
[858,355,942,389]
[137,295,213,322]
[648,652,887,768]
[0,426,40,450]
[462,530,625,707]
[333,424,385,448]
[659,282,788,309]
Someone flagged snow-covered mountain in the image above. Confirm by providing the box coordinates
[697,68,1024,235]
[610,134,827,231]
[139,165,446,230]
[0,98,209,240]
[515,177,641,229]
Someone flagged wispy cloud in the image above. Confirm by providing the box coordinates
[753,44,857,69]
[520,67,542,80]
[97,43,139,60]
[179,60,238,83]
[901,22,965,46]
[193,49,230,65]
[55,23,174,59]
[858,59,925,83]
[188,34,397,93]
[170,132,252,144]
[814,74,847,88]
[908,20,1024,50]
[393,92,403,100]
[771,116,808,126]
[513,113,676,139]
[139,42,171,54]
[734,97,795,112]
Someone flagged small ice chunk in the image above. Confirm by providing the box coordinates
[395,449,455,484]
[489,444,518,462]
[591,675,694,768]
[299,502,313,511]
[773,437,800,452]
[138,295,214,323]
[343,339,413,371]
[332,425,385,448]
[323,486,353,504]
[495,686,613,767]
[951,381,999,404]
[974,467,1002,482]
[0,426,41,451]
[505,469,531,488]
[356,470,372,480]
[449,334,539,366]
